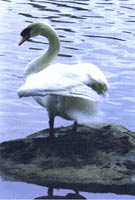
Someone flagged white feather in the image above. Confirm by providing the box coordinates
[18,22,108,131]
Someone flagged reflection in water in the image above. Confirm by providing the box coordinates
[35,187,86,199]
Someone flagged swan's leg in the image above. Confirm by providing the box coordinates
[72,121,78,133]
[49,117,55,138]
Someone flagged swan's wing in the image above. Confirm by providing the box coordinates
[18,80,102,102]
[18,74,102,101]
[47,63,109,95]
[18,63,108,101]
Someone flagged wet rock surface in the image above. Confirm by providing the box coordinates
[0,124,135,195]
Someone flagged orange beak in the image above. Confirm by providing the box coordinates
[18,35,29,46]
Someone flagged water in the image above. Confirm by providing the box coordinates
[0,0,135,198]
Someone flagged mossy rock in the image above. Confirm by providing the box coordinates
[0,124,135,195]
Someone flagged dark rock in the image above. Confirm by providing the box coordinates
[0,124,135,195]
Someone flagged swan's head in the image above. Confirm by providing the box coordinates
[18,22,54,46]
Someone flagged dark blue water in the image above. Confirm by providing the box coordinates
[0,0,135,198]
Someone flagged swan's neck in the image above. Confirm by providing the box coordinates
[24,26,60,78]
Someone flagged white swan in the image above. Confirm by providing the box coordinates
[18,22,108,138]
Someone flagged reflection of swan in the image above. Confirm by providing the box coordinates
[18,22,108,138]
[35,187,86,199]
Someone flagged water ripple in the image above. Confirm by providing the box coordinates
[1,0,135,138]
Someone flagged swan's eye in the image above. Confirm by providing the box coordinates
[21,27,31,37]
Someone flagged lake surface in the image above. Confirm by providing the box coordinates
[0,0,135,199]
